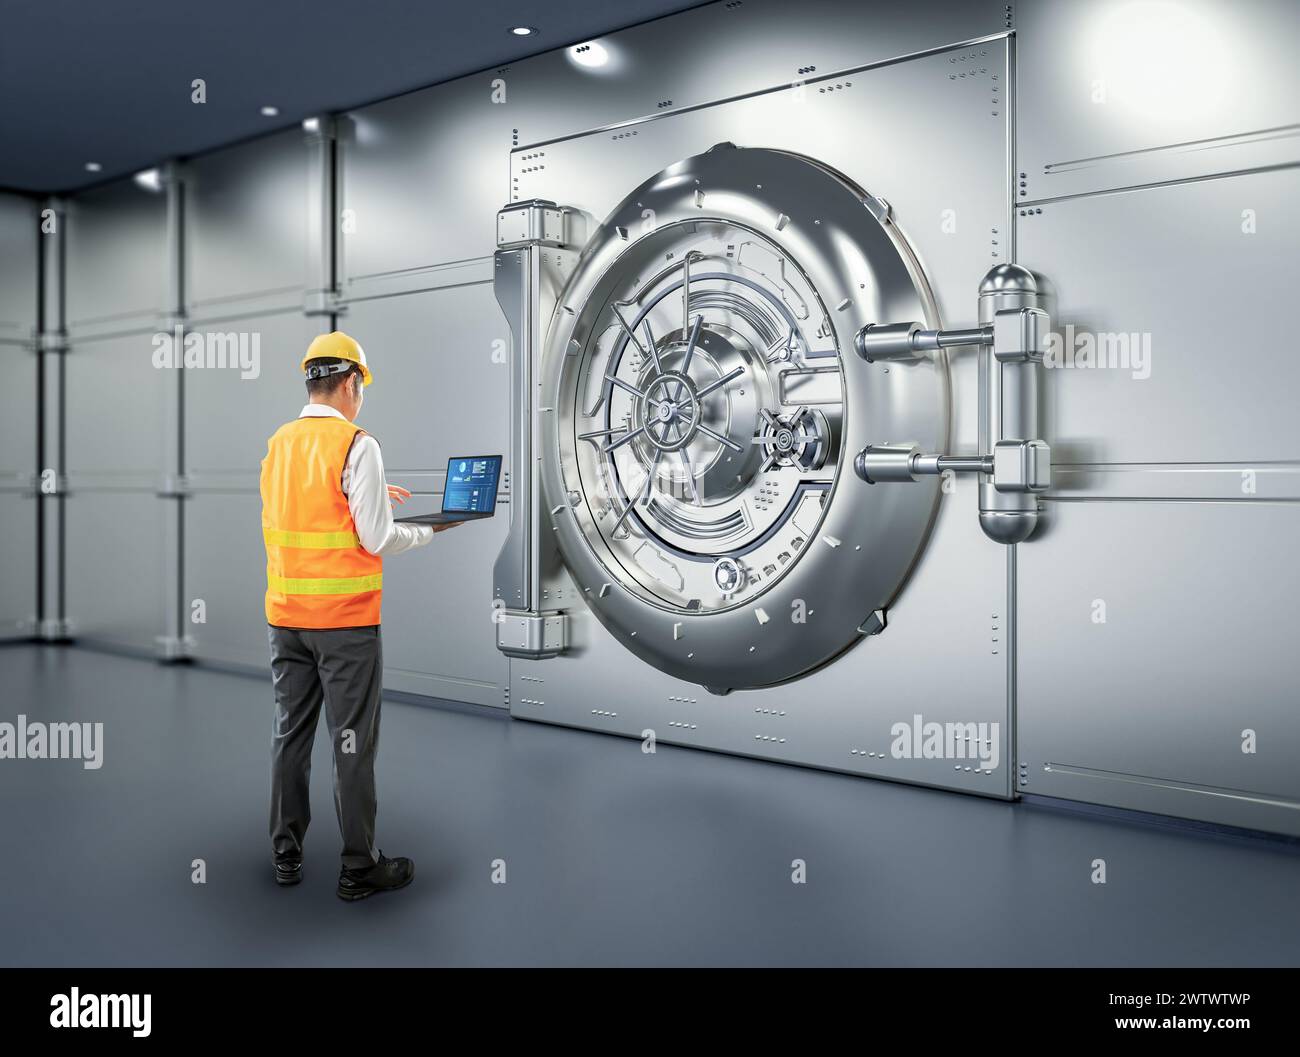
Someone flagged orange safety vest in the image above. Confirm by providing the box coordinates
[260,416,383,628]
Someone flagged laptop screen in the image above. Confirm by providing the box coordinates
[442,456,502,514]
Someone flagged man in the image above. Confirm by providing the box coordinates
[259,331,458,901]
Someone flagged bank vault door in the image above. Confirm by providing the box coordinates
[497,144,951,694]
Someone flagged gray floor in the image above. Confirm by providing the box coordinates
[1,643,1297,967]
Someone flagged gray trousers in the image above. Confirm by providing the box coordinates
[268,625,383,870]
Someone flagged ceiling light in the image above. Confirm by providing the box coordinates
[510,26,536,36]
[568,41,609,68]
[260,105,279,117]
[302,117,320,133]
[84,162,102,172]
[133,168,163,192]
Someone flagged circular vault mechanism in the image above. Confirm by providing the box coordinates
[540,144,949,692]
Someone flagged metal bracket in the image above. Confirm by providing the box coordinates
[859,609,888,636]
[993,305,1047,364]
[36,331,69,354]
[155,312,187,330]
[992,439,1051,494]
[155,634,196,662]
[852,264,1050,544]
[303,289,347,317]
[40,617,73,642]
[496,199,566,249]
[157,474,192,499]
[496,611,568,659]
[863,194,892,223]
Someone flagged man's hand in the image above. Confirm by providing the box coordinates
[430,521,464,533]
[386,484,411,507]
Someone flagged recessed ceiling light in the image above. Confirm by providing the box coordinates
[84,162,102,172]
[133,168,163,192]
[510,26,536,36]
[302,117,320,133]
[260,105,279,117]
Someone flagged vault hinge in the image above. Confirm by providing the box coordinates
[852,263,1050,545]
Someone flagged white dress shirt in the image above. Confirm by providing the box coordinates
[298,404,433,556]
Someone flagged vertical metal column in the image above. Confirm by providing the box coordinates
[38,197,70,642]
[304,115,343,326]
[492,200,570,658]
[32,201,46,638]
[157,162,193,661]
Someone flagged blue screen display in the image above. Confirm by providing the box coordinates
[443,457,501,514]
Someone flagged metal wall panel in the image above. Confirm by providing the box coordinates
[340,285,510,475]
[1022,169,1300,470]
[184,312,315,481]
[1016,0,1300,201]
[339,76,516,282]
[186,130,311,314]
[380,509,511,707]
[63,174,173,653]
[63,328,176,653]
[1013,0,1300,833]
[65,332,173,484]
[0,193,39,638]
[0,193,38,345]
[184,492,269,670]
[0,496,36,638]
[64,491,171,652]
[64,178,168,333]
[1018,502,1300,835]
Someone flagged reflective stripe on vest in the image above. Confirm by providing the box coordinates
[260,415,383,628]
[267,573,383,595]
[263,528,361,549]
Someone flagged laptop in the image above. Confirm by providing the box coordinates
[395,455,503,525]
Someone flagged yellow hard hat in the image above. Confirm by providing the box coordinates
[301,331,373,386]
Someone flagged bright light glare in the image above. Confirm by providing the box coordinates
[133,168,162,192]
[568,41,609,69]
[1088,2,1229,123]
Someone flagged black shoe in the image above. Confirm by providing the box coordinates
[336,852,415,902]
[274,858,303,886]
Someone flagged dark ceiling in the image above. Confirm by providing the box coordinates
[0,0,705,195]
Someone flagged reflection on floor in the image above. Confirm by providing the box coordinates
[1,643,1297,967]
